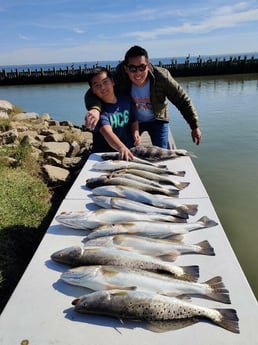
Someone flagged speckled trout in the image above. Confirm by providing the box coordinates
[84,234,215,257]
[130,145,192,162]
[72,290,239,333]
[100,152,168,169]
[92,160,182,175]
[85,216,218,240]
[109,171,189,190]
[55,209,186,230]
[51,246,199,281]
[86,175,179,197]
[92,196,188,219]
[62,265,230,304]
[91,185,198,215]
[111,168,187,187]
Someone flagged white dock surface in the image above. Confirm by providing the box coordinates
[0,153,257,345]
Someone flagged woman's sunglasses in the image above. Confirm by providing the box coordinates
[127,64,147,73]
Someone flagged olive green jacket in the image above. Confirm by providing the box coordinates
[85,63,199,129]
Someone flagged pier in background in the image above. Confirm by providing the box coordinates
[1,55,258,85]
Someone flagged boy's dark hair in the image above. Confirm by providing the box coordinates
[124,46,149,65]
[87,67,113,87]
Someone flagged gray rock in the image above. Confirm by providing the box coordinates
[0,111,9,119]
[40,113,51,121]
[0,129,18,144]
[68,140,81,157]
[13,112,39,121]
[46,156,63,167]
[44,133,65,142]
[40,128,57,136]
[43,164,70,183]
[0,100,13,113]
[40,141,70,158]
[62,156,82,168]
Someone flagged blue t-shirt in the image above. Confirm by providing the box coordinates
[131,79,155,123]
[92,94,136,153]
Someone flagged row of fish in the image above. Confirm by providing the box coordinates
[52,149,239,334]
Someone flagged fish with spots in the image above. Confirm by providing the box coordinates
[72,290,239,333]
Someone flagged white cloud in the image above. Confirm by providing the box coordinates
[73,28,84,34]
[18,34,31,41]
[122,6,258,39]
[1,1,258,65]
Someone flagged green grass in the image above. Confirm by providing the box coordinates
[0,166,52,312]
[0,167,51,228]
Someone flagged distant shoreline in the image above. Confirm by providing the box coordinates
[1,51,258,71]
[1,54,258,86]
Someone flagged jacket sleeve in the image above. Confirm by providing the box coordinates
[161,68,199,129]
[84,88,103,112]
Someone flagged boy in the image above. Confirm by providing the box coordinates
[87,67,140,160]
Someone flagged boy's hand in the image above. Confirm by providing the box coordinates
[85,109,100,131]
[118,146,134,161]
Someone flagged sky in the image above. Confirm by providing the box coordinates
[0,0,258,66]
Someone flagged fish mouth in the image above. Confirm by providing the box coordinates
[72,297,81,306]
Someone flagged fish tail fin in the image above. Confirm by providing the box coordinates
[214,308,240,333]
[176,181,190,190]
[198,216,218,228]
[179,204,198,216]
[166,170,183,176]
[196,240,215,256]
[204,276,231,304]
[175,210,189,219]
[164,188,180,196]
[181,265,199,282]
[175,170,186,177]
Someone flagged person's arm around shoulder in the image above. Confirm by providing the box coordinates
[99,125,134,160]
[84,88,102,130]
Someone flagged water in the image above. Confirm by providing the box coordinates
[0,83,88,124]
[0,73,257,299]
[172,74,258,300]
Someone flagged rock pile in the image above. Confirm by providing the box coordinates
[0,100,93,185]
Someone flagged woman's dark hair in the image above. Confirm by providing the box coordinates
[124,46,149,65]
[87,67,113,87]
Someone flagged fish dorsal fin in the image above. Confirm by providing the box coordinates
[116,245,135,252]
[156,253,179,262]
[102,267,119,276]
[83,246,103,251]
[110,290,128,297]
